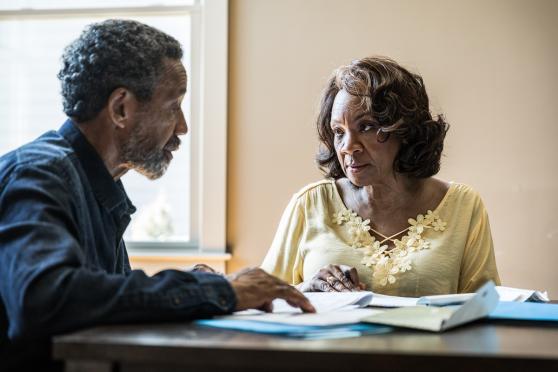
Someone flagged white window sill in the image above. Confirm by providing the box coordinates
[128,250,231,275]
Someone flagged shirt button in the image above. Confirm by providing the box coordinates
[174,297,181,305]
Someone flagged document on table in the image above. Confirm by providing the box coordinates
[489,301,558,322]
[212,281,499,332]
[271,291,374,313]
[494,286,549,302]
[237,282,546,317]
[361,281,500,331]
[369,285,549,307]
[227,307,384,326]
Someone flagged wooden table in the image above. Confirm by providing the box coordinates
[53,319,558,372]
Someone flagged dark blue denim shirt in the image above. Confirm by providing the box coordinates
[0,120,236,369]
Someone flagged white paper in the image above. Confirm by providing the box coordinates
[361,281,500,332]
[271,291,374,313]
[368,293,419,307]
[223,307,384,326]
[416,293,476,306]
[368,285,549,308]
[495,286,549,302]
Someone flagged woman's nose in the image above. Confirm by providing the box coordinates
[341,132,362,155]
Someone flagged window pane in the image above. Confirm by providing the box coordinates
[0,0,195,11]
[0,13,192,243]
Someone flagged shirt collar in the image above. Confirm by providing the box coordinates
[58,119,136,218]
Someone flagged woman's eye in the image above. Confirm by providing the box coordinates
[332,128,344,137]
[360,122,380,133]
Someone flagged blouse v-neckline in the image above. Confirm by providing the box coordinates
[329,179,454,286]
[331,179,454,233]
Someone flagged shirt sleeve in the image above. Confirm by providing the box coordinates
[458,194,501,293]
[261,193,306,285]
[0,164,236,341]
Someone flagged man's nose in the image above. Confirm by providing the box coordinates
[175,110,188,136]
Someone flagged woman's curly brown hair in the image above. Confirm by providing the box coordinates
[316,56,449,179]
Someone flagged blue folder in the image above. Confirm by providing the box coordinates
[489,301,558,322]
[196,319,393,339]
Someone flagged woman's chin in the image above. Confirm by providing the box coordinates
[347,175,370,188]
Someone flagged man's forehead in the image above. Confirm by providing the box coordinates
[159,59,187,95]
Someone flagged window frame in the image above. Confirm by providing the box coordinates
[0,0,229,256]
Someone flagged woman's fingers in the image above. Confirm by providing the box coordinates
[329,265,357,291]
[340,265,361,290]
[311,278,335,292]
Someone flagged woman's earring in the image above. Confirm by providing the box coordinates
[376,128,390,143]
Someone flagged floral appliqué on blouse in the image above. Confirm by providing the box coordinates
[331,209,447,286]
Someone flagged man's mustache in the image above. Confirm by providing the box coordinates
[164,136,181,151]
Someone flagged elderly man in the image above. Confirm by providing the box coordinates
[0,19,313,370]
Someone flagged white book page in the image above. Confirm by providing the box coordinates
[368,293,419,307]
[495,286,549,302]
[271,291,374,313]
[362,281,499,332]
[224,307,385,326]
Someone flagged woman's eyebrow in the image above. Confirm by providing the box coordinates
[353,112,374,122]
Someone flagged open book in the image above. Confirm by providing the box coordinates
[202,282,553,335]
[361,281,499,331]
[368,285,549,308]
[215,282,500,332]
[263,284,549,311]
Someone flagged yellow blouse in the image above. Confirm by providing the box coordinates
[261,179,500,297]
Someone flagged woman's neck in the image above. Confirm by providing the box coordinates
[357,176,425,214]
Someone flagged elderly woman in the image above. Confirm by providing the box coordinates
[261,56,500,297]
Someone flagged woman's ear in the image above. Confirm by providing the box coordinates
[107,88,137,129]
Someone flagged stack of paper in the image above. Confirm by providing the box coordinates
[494,286,549,302]
[197,282,553,337]
[197,318,392,339]
[489,302,558,322]
[199,282,500,334]
[368,285,550,308]
[362,282,499,331]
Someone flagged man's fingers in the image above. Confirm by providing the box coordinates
[259,301,274,313]
[277,286,315,313]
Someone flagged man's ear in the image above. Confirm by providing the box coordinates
[107,88,137,129]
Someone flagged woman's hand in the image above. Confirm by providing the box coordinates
[298,264,366,292]
[188,263,220,274]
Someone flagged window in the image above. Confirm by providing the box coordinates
[0,0,228,256]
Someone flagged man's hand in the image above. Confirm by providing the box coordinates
[228,268,315,313]
[298,264,366,292]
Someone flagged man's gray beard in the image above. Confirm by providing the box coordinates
[120,132,170,180]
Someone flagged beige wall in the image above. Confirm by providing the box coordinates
[227,0,558,296]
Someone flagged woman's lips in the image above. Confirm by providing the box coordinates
[347,164,368,173]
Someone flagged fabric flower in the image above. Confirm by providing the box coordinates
[408,214,428,234]
[333,206,447,287]
[332,211,347,225]
[425,209,438,223]
[398,259,412,272]
[432,219,447,232]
